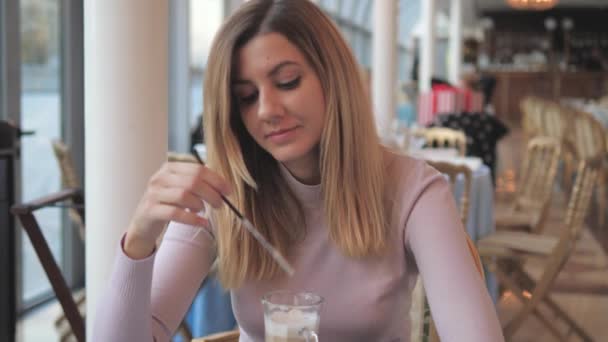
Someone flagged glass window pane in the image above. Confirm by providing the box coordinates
[399,0,420,45]
[189,0,223,135]
[20,0,63,304]
[322,0,340,15]
[339,0,353,18]
[355,0,369,26]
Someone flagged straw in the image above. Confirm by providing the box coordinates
[191,152,295,276]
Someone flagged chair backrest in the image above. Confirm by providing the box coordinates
[521,96,546,138]
[567,109,607,161]
[530,156,600,304]
[416,127,467,156]
[52,140,80,189]
[564,157,602,245]
[512,136,561,233]
[51,140,85,240]
[539,101,568,140]
[426,160,473,226]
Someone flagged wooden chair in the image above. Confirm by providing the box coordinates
[520,96,546,140]
[414,127,467,156]
[539,101,568,140]
[12,189,86,342]
[51,140,85,240]
[477,156,602,341]
[426,160,473,225]
[566,110,607,227]
[495,136,561,234]
[192,330,240,342]
[49,141,88,341]
[50,143,197,341]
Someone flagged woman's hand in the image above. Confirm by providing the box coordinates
[124,162,231,259]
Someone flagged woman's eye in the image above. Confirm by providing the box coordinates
[239,92,258,105]
[277,76,301,90]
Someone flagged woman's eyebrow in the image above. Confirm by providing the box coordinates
[267,60,299,77]
[233,60,300,85]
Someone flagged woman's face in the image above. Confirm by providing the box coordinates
[233,32,326,180]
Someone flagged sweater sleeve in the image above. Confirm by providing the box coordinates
[92,221,217,342]
[405,173,504,342]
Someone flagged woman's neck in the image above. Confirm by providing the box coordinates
[281,153,321,185]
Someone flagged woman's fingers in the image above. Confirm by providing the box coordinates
[165,162,232,196]
[150,203,210,228]
[152,186,207,212]
[156,173,224,208]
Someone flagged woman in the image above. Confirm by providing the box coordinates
[93,0,503,341]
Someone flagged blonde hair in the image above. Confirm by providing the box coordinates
[204,0,387,288]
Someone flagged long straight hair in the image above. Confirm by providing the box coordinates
[204,0,387,289]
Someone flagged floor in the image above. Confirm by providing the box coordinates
[16,127,608,341]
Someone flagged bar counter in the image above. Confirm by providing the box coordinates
[484,70,608,127]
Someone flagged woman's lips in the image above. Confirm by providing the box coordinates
[266,126,299,144]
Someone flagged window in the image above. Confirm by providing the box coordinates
[189,0,223,129]
[168,0,223,153]
[19,0,64,308]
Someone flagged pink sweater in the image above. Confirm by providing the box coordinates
[93,149,504,342]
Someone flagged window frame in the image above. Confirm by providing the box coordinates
[0,0,21,339]
[1,0,85,315]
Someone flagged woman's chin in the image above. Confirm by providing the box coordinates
[268,144,315,165]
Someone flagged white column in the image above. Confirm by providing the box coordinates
[372,0,398,137]
[419,0,436,92]
[448,0,463,85]
[84,1,168,339]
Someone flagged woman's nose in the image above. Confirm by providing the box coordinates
[257,88,284,122]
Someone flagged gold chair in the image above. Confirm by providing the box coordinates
[51,140,85,240]
[52,143,197,341]
[566,110,607,227]
[192,330,240,342]
[478,156,601,341]
[494,136,561,234]
[414,127,467,156]
[538,101,568,140]
[50,141,87,341]
[426,160,472,225]
[520,96,546,140]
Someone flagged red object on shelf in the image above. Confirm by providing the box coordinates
[417,86,483,126]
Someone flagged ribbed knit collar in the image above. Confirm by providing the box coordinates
[278,162,322,207]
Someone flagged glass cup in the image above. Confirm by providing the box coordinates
[261,290,324,342]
